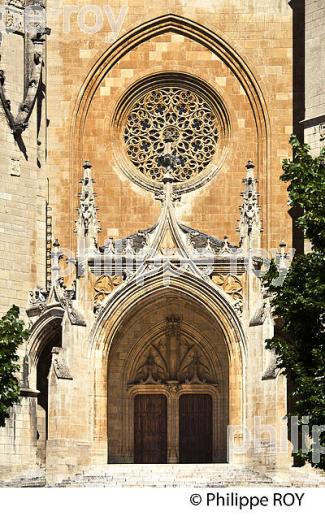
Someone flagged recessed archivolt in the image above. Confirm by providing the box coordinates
[93,276,246,444]
[89,271,247,373]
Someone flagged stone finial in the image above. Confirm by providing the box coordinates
[221,235,231,254]
[75,161,101,249]
[51,238,62,285]
[246,159,255,169]
[238,160,262,250]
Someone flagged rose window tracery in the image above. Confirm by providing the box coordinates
[124,87,219,182]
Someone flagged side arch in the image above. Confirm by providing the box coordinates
[25,306,64,463]
[27,306,64,387]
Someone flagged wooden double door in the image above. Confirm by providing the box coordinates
[134,394,212,463]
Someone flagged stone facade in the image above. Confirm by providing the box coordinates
[303,0,325,156]
[0,1,323,486]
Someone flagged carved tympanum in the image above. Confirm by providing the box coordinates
[179,348,211,384]
[134,342,169,384]
[130,317,217,386]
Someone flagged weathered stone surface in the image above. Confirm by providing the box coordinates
[0,0,323,487]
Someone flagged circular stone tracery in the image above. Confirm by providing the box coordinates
[124,87,219,182]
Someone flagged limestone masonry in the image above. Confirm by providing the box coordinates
[0,0,324,487]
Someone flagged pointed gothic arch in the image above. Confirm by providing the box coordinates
[27,307,64,372]
[88,268,247,464]
[68,13,271,247]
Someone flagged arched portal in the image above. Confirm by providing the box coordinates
[27,308,64,465]
[105,287,243,464]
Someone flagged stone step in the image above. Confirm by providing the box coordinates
[78,463,261,474]
[3,464,323,487]
[0,476,46,488]
[55,464,273,487]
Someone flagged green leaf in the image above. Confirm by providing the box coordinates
[265,137,325,470]
[0,306,29,427]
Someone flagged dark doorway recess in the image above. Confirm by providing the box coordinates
[36,326,62,440]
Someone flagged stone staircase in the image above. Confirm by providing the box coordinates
[55,464,274,487]
[0,468,46,488]
[2,464,324,487]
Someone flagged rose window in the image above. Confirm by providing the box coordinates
[124,87,219,182]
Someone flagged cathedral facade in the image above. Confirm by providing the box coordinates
[0,0,324,486]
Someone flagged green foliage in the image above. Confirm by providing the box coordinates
[265,136,325,469]
[281,135,325,250]
[0,305,29,427]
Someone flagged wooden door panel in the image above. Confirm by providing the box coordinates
[179,394,212,463]
[134,394,167,463]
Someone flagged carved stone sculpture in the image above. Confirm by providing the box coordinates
[130,317,217,386]
[124,87,218,182]
[211,273,243,301]
[0,1,51,135]
[94,275,124,308]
